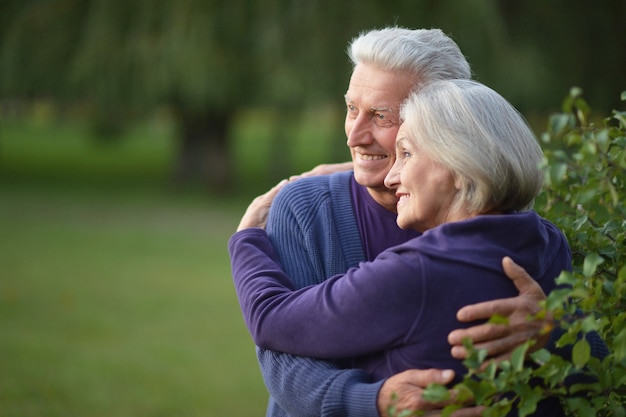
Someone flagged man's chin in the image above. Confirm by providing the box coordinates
[353,170,387,189]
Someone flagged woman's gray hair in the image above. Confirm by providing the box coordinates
[400,79,544,214]
[348,27,471,89]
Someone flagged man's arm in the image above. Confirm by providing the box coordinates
[237,178,383,417]
[448,256,551,361]
[257,347,381,417]
[448,256,609,362]
[288,161,353,181]
[260,347,486,417]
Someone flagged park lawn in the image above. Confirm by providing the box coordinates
[0,119,269,417]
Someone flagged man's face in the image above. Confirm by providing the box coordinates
[344,63,415,210]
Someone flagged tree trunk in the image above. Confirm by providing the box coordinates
[173,109,232,193]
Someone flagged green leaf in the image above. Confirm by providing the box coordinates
[462,338,489,370]
[572,338,591,368]
[548,162,568,185]
[511,343,529,372]
[549,114,574,135]
[565,397,596,416]
[614,326,626,362]
[582,253,604,277]
[422,383,450,402]
[517,386,542,417]
[441,404,463,417]
[530,348,551,365]
[580,315,600,333]
[487,314,509,325]
[484,400,512,417]
[453,383,474,404]
[572,214,589,231]
[473,379,497,405]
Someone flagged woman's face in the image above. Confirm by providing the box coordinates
[384,125,462,232]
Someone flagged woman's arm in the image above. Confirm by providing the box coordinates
[228,228,419,358]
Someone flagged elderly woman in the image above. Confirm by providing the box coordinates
[229,79,570,416]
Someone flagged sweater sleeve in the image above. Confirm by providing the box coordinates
[228,228,421,358]
[546,325,610,361]
[251,174,382,417]
[257,347,382,417]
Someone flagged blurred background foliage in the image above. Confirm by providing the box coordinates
[1,0,625,194]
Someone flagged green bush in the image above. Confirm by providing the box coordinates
[423,88,626,417]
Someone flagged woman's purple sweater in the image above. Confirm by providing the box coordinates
[229,210,571,382]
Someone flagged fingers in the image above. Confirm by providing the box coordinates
[405,368,456,387]
[377,369,456,417]
[268,178,289,196]
[502,256,546,299]
[449,258,550,360]
[236,179,288,231]
[457,258,546,323]
[456,298,516,322]
[293,161,354,179]
[449,321,510,345]
[450,330,532,359]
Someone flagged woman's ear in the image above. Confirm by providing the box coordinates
[454,175,463,191]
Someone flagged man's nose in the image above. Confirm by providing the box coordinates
[346,114,374,147]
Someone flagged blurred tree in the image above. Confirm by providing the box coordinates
[1,0,624,191]
[1,0,259,191]
[496,0,626,112]
[0,0,429,190]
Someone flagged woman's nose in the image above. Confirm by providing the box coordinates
[384,159,401,189]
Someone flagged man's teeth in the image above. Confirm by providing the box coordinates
[359,154,386,161]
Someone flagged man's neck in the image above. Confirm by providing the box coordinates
[367,187,398,213]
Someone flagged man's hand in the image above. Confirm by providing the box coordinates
[236,179,288,231]
[448,256,553,362]
[237,161,353,231]
[377,369,485,417]
[289,161,353,181]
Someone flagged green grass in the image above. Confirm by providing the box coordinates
[0,117,269,416]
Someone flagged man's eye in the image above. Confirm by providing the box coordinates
[374,114,397,127]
